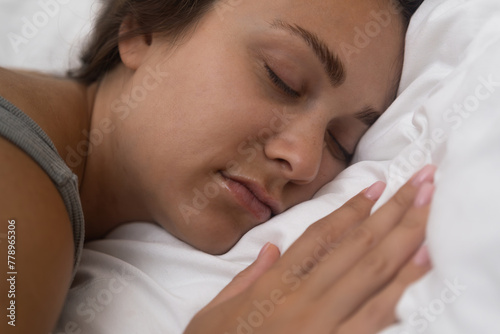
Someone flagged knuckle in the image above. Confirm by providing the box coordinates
[346,226,374,248]
[359,253,388,277]
[305,219,342,240]
[296,263,314,278]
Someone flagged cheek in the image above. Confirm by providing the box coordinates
[136,35,279,153]
[314,153,345,191]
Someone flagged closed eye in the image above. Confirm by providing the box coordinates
[326,131,354,163]
[265,64,301,98]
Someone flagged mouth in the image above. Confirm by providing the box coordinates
[220,171,282,222]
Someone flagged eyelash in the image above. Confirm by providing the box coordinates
[265,64,301,98]
[327,131,354,163]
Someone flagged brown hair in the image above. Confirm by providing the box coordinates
[70,0,424,85]
[398,0,425,21]
[70,0,217,84]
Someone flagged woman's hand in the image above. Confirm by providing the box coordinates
[185,165,436,334]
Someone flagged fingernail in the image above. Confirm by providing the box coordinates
[363,181,386,201]
[413,245,430,266]
[414,183,435,208]
[258,242,271,258]
[411,165,437,187]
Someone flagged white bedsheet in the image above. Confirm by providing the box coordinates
[1,0,499,333]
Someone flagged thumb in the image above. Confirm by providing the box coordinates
[205,243,280,308]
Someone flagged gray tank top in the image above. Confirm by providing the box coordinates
[0,96,84,276]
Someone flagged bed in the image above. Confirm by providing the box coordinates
[1,0,500,333]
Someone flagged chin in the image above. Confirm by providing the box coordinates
[176,224,245,255]
[189,233,241,255]
[160,207,253,255]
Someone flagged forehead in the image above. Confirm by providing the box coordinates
[216,0,406,107]
[222,0,404,34]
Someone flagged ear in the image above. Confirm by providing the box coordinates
[118,16,153,70]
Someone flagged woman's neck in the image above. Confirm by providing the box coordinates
[78,65,154,239]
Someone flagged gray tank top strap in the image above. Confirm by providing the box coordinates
[0,96,84,275]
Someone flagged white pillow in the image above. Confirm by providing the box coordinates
[0,0,100,74]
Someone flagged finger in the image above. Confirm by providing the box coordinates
[204,243,280,310]
[337,246,432,334]
[274,181,386,279]
[305,166,435,293]
[368,165,437,229]
[323,182,434,325]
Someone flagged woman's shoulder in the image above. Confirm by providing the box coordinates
[0,67,91,178]
[0,67,84,249]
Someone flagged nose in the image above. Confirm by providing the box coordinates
[264,116,324,184]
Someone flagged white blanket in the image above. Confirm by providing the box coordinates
[1,0,500,333]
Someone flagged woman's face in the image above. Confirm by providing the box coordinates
[113,0,405,253]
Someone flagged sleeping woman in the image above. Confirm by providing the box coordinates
[0,0,431,333]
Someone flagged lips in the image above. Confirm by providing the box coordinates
[220,172,282,222]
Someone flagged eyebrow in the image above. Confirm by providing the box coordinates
[354,106,383,126]
[270,20,346,87]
